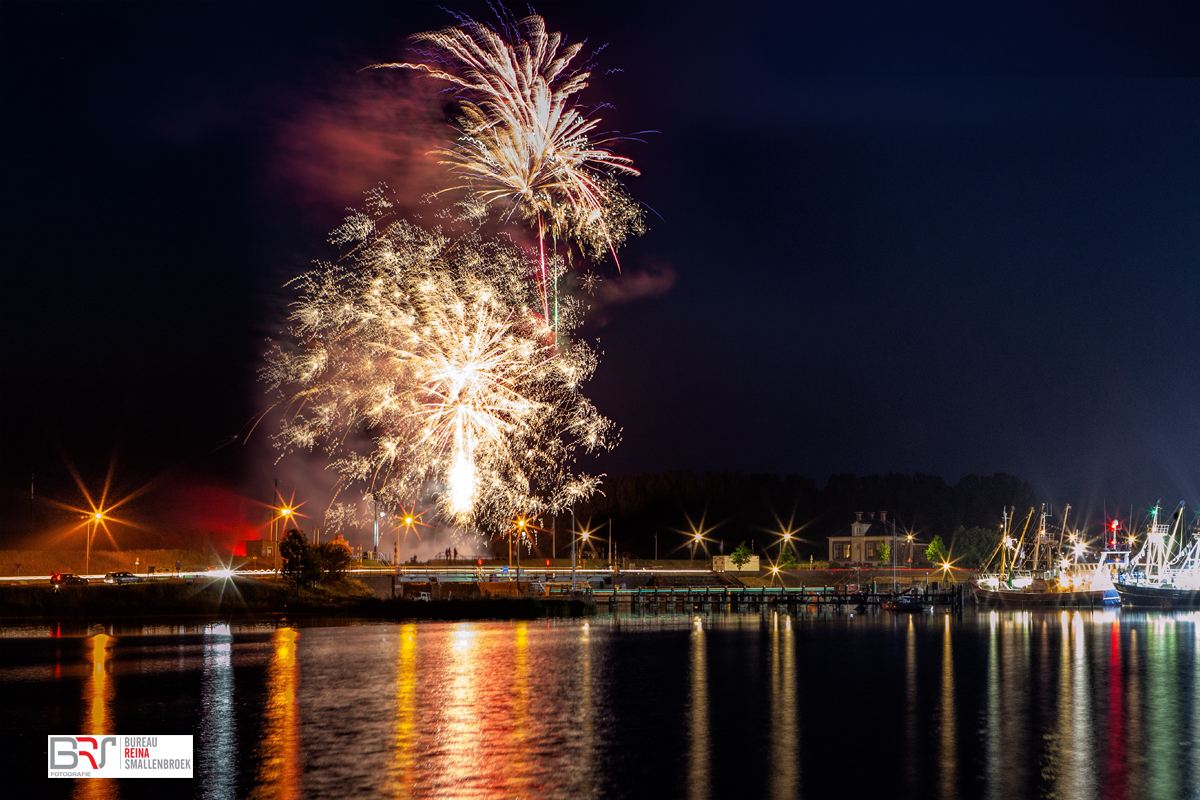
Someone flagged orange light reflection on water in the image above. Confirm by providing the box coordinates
[688,616,709,800]
[768,612,797,799]
[390,624,417,800]
[939,615,957,800]
[250,627,301,800]
[75,633,118,800]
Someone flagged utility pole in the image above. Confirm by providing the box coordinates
[273,479,279,575]
[372,496,380,561]
[608,519,613,570]
[570,507,577,591]
[891,517,897,593]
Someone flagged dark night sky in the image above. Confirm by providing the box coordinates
[2,1,1197,548]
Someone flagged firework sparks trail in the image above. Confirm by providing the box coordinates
[264,194,616,535]
[366,13,646,331]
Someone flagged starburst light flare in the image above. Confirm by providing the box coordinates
[366,13,646,328]
[263,192,615,535]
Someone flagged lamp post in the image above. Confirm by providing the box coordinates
[608,519,613,571]
[570,507,577,592]
[277,506,294,574]
[86,510,104,576]
[891,518,896,593]
[516,518,526,587]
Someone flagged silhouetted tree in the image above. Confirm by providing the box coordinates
[874,541,891,563]
[925,535,948,564]
[316,541,352,583]
[730,541,752,568]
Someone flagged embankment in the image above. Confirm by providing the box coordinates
[0,580,594,621]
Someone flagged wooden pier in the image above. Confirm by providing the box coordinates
[553,583,967,613]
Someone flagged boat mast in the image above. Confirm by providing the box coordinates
[1009,508,1035,583]
[1058,504,1071,575]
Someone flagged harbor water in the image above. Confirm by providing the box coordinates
[2,609,1198,798]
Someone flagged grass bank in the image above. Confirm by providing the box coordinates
[0,578,594,621]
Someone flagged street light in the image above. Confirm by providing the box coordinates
[516,518,527,584]
[86,510,105,576]
[277,506,294,573]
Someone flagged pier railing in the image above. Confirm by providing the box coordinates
[550,584,966,611]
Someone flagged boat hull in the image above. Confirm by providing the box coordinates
[1113,582,1200,608]
[972,583,1106,608]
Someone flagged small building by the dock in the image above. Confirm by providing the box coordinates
[712,555,761,572]
[828,511,925,566]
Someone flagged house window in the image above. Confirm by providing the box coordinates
[833,542,851,560]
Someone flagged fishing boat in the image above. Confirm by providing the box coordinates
[971,505,1112,608]
[1113,504,1200,608]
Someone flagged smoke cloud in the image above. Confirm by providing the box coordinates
[265,71,450,218]
[583,261,677,324]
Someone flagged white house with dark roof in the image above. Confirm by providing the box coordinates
[827,511,925,565]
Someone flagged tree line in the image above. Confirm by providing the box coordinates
[550,471,1035,565]
[279,529,352,588]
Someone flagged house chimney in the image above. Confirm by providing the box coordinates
[880,511,887,521]
[855,512,862,522]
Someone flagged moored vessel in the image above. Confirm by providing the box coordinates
[1113,504,1200,608]
[972,505,1112,607]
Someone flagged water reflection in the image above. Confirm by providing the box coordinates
[511,622,531,796]
[1004,611,1031,795]
[201,624,235,800]
[1146,618,1181,799]
[939,615,956,800]
[250,627,301,800]
[390,623,417,800]
[441,624,492,793]
[769,612,798,799]
[76,632,117,800]
[1105,620,1126,800]
[984,612,1000,800]
[1126,627,1143,794]
[688,616,710,800]
[905,615,917,792]
[578,619,596,798]
[1069,613,1094,800]
[6,611,1200,800]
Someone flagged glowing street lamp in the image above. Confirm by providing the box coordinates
[514,517,529,582]
[276,506,295,573]
[85,510,105,576]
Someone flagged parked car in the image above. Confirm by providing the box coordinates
[50,573,89,586]
[104,571,142,585]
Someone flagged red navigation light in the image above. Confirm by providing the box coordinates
[1111,520,1120,530]
[477,558,483,566]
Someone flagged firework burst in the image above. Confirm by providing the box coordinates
[264,194,615,535]
[366,13,646,327]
